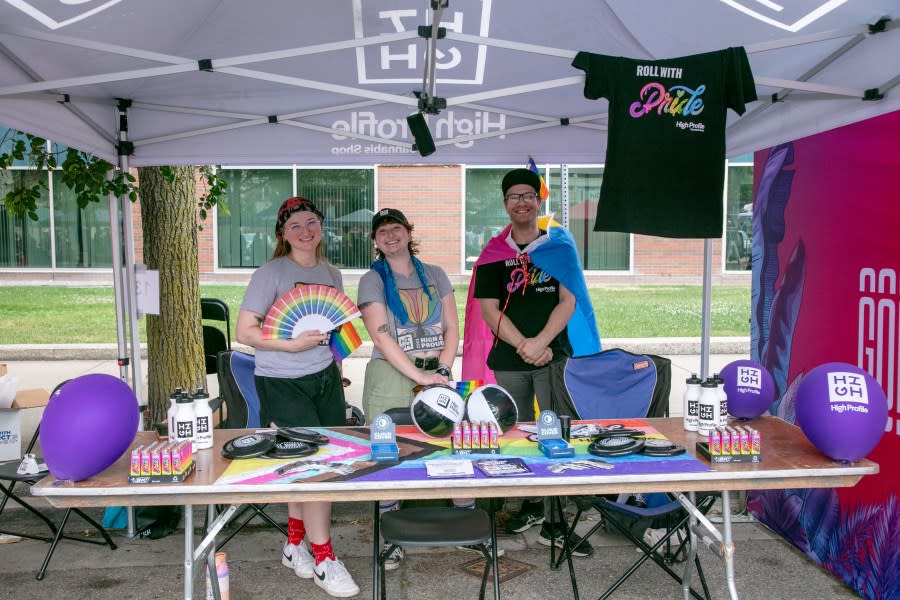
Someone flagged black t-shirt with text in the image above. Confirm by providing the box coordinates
[572,47,757,238]
[473,250,570,371]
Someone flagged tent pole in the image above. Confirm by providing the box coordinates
[700,239,713,379]
[115,103,144,413]
[107,178,130,389]
[107,188,138,540]
[115,101,142,540]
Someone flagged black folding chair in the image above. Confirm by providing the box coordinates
[371,407,501,599]
[201,297,231,422]
[376,507,500,600]
[213,350,285,550]
[0,382,117,580]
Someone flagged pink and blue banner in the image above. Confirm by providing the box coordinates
[749,110,900,599]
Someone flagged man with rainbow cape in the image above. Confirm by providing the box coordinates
[462,167,602,383]
[461,166,601,553]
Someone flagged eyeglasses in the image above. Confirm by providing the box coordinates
[505,192,538,203]
[286,218,321,232]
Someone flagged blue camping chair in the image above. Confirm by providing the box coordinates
[217,350,262,429]
[550,348,713,600]
[551,348,671,419]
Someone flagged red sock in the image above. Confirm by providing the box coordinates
[287,517,306,546]
[310,539,336,565]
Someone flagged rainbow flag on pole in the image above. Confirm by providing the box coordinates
[527,155,549,200]
[329,321,362,361]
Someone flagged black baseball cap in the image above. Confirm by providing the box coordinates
[501,168,542,197]
[371,208,411,234]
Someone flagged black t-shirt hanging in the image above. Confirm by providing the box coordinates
[572,47,757,238]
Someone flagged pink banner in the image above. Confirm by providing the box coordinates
[749,110,900,598]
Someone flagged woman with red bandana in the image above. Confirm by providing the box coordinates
[237,197,359,598]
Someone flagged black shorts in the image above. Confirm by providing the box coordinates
[254,361,345,428]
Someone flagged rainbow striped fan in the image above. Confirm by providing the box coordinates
[261,285,360,340]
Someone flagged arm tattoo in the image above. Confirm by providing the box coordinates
[376,323,390,334]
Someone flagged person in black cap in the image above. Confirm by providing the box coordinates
[469,168,595,557]
[358,208,489,567]
[236,196,359,597]
[359,208,458,411]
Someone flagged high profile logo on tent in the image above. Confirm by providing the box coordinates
[720,0,849,33]
[4,0,122,30]
[352,0,490,86]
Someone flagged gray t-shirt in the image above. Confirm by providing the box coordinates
[240,256,343,378]
[357,262,453,361]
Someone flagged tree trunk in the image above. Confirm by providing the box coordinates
[138,166,204,425]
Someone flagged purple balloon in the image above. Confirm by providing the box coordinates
[794,362,887,462]
[40,374,138,481]
[719,359,776,419]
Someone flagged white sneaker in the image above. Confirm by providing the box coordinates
[313,557,360,598]
[642,528,680,550]
[382,543,404,571]
[282,539,314,579]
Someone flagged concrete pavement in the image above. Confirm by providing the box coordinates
[0,499,859,600]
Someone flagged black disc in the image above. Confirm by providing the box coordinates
[266,439,318,459]
[588,436,645,456]
[593,427,646,439]
[642,438,676,450]
[221,433,276,459]
[276,427,330,446]
[641,440,686,456]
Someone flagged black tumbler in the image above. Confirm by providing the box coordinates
[559,415,571,441]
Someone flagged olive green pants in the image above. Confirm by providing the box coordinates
[362,357,434,421]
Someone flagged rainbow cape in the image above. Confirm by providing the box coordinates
[461,218,601,382]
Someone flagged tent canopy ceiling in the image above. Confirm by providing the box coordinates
[1,0,898,167]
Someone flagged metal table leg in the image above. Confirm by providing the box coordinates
[720,492,739,599]
[184,504,194,600]
[675,492,739,600]
[488,500,501,600]
[372,501,380,600]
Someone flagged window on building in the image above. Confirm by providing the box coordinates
[547,167,630,271]
[463,168,512,270]
[216,168,293,268]
[216,167,375,269]
[0,169,51,268]
[725,161,753,272]
[2,128,114,269]
[52,172,113,268]
[464,166,630,271]
[297,169,374,269]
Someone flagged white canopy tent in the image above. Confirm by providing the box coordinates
[2,0,899,402]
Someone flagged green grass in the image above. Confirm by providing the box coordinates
[0,284,750,345]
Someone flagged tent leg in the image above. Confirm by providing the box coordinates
[700,239,713,378]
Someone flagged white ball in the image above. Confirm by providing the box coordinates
[411,385,465,437]
[465,384,519,432]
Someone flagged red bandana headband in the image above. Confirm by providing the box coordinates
[275,196,324,240]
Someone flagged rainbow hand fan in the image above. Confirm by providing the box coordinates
[261,284,360,340]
